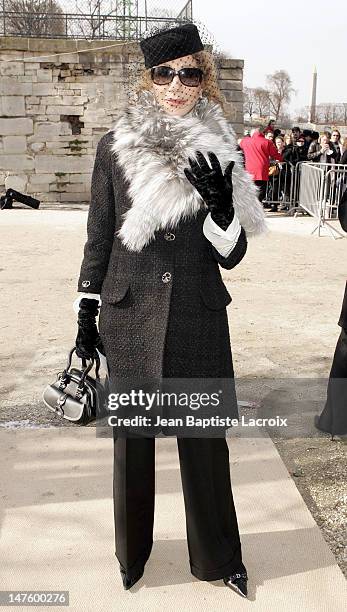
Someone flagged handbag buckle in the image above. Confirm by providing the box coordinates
[56,393,67,415]
[58,370,69,390]
[75,383,85,400]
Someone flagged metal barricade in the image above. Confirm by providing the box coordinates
[294,162,347,238]
[263,161,295,208]
[289,161,306,215]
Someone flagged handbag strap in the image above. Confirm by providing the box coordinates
[60,347,101,389]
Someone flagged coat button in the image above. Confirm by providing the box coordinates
[164,232,175,241]
[82,280,91,288]
[162,272,172,283]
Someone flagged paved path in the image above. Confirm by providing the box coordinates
[1,428,346,612]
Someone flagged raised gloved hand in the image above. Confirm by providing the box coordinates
[75,298,104,360]
[184,151,235,231]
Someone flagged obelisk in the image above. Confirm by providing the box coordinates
[309,66,317,124]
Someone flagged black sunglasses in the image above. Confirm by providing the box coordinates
[151,65,203,87]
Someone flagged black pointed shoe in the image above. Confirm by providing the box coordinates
[223,567,248,598]
[120,566,144,590]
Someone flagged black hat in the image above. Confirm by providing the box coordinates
[140,23,204,69]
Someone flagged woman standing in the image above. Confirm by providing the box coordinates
[75,23,265,596]
[307,131,338,164]
[315,190,347,438]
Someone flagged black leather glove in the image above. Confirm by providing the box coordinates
[75,298,104,360]
[184,151,235,231]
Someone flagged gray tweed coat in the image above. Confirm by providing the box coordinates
[77,94,266,421]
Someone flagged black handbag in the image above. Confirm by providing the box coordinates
[42,346,108,425]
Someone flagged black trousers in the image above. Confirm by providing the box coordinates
[112,432,244,582]
[254,179,268,203]
[317,283,347,436]
[317,327,347,436]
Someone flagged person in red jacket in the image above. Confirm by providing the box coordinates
[240,126,283,204]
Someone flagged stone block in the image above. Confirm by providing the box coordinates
[0,117,33,135]
[35,154,94,174]
[233,101,244,111]
[0,155,34,171]
[3,136,27,154]
[30,173,56,183]
[57,53,79,63]
[17,75,37,82]
[69,173,90,183]
[26,105,47,115]
[0,52,24,61]
[0,78,33,96]
[60,191,89,202]
[0,62,24,76]
[36,69,53,82]
[79,52,98,64]
[219,59,244,69]
[56,183,88,193]
[34,121,61,140]
[32,83,59,96]
[23,52,44,62]
[27,96,41,104]
[4,174,27,192]
[29,142,45,153]
[219,80,243,91]
[27,182,51,194]
[222,90,244,103]
[25,63,40,70]
[48,106,83,115]
[219,68,243,80]
[45,141,69,149]
[42,96,62,105]
[34,121,71,138]
[45,96,88,106]
[234,111,244,123]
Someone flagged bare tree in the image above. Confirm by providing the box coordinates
[243,87,255,121]
[4,0,65,36]
[293,102,347,126]
[340,103,347,125]
[144,6,177,29]
[266,70,294,121]
[73,0,122,40]
[253,87,271,119]
[319,104,332,123]
[316,103,342,124]
[147,6,176,18]
[293,107,309,123]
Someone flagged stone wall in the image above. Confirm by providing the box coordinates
[0,37,244,205]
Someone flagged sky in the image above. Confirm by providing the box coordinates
[181,0,347,117]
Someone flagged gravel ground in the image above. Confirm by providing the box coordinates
[273,437,346,577]
[0,207,346,576]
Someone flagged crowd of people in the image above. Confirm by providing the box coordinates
[238,123,347,212]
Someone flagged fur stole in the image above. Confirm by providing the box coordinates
[110,90,266,252]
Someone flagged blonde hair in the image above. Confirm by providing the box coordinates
[135,50,226,112]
